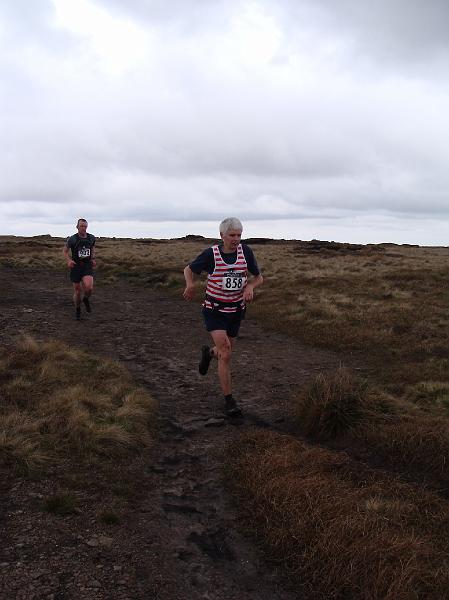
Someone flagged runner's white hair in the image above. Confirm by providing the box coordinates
[219,217,243,235]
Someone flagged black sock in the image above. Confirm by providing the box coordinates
[225,394,233,402]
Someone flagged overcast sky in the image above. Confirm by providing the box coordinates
[1,0,449,244]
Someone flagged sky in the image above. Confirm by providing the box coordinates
[1,0,449,244]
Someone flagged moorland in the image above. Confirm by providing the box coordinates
[1,234,449,599]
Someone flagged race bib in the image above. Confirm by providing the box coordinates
[222,273,245,290]
[78,247,91,258]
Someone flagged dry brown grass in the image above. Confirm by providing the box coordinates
[3,234,449,417]
[293,367,449,488]
[227,429,449,599]
[250,241,449,390]
[0,236,62,269]
[4,235,449,595]
[292,366,373,439]
[0,235,211,290]
[0,335,157,472]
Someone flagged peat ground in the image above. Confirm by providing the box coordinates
[0,267,342,599]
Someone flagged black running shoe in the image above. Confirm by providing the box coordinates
[83,297,91,313]
[199,345,212,375]
[225,396,242,417]
[75,306,81,321]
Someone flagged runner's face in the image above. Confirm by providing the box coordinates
[77,221,88,237]
[221,229,242,252]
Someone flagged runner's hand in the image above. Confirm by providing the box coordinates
[244,285,254,302]
[67,260,75,268]
[183,286,195,301]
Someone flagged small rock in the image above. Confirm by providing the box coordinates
[204,418,225,428]
[148,465,167,474]
[98,536,114,548]
[31,571,44,579]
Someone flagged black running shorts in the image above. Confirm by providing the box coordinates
[202,307,244,338]
[70,262,94,283]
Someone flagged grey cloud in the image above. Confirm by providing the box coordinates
[279,0,449,66]
[0,0,73,51]
[94,0,239,30]
[1,0,449,243]
[92,0,449,65]
[323,0,449,56]
[1,0,54,37]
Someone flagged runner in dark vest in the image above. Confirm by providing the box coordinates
[183,217,263,416]
[63,218,96,321]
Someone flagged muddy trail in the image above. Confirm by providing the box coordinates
[0,267,342,600]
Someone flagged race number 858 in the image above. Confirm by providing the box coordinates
[222,276,243,289]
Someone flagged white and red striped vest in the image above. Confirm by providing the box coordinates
[203,244,248,313]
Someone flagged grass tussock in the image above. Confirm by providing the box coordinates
[98,510,121,525]
[294,367,449,485]
[0,335,157,472]
[293,366,371,439]
[226,429,449,599]
[42,492,79,516]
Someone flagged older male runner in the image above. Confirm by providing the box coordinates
[63,218,96,321]
[183,217,263,416]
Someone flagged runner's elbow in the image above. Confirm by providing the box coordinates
[184,265,194,280]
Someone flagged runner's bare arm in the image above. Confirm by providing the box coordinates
[63,244,75,268]
[183,266,197,301]
[244,274,264,302]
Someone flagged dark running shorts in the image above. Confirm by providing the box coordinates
[202,307,244,338]
[70,262,94,283]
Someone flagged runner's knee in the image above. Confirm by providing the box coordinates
[217,345,232,362]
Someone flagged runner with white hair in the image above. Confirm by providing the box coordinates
[183,217,263,416]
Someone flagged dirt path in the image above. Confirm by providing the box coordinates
[0,267,341,599]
